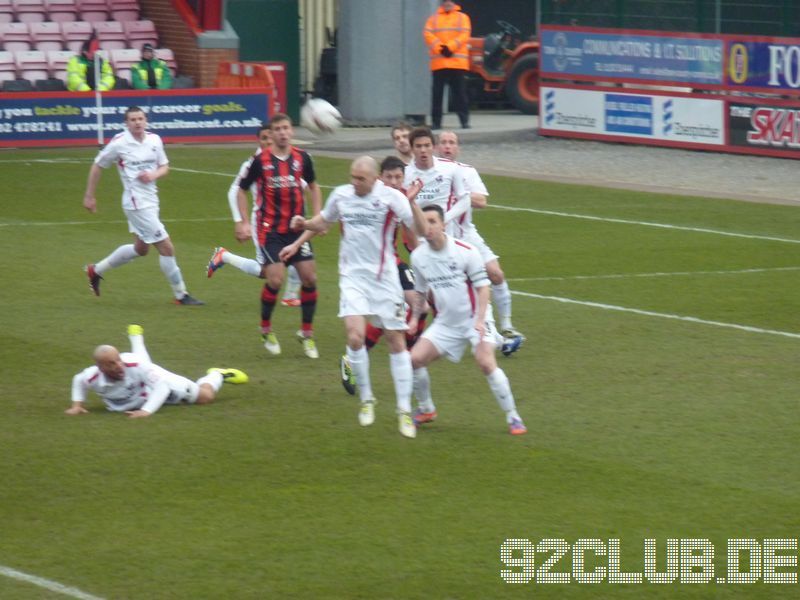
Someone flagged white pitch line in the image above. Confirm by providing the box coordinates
[0,217,230,228]
[3,159,799,244]
[512,290,800,340]
[507,266,800,282]
[491,203,800,245]
[0,565,105,600]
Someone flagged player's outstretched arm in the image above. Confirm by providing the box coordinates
[235,188,252,242]
[65,401,89,415]
[83,164,104,213]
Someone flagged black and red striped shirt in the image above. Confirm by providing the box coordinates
[239,147,316,234]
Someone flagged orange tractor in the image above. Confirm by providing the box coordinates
[467,20,539,114]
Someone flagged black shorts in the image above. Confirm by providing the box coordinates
[257,231,314,266]
[398,261,415,291]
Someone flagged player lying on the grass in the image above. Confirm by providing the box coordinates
[408,205,527,435]
[207,113,322,359]
[338,156,432,398]
[66,325,247,418]
[436,130,525,345]
[82,106,203,306]
[283,156,427,438]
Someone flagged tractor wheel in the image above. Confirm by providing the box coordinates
[505,53,539,115]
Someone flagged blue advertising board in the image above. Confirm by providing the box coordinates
[727,40,800,91]
[540,27,724,85]
[0,88,270,147]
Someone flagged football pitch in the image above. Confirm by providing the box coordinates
[1,144,799,599]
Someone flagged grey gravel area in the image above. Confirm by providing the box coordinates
[299,111,799,206]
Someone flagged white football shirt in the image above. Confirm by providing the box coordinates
[71,352,171,413]
[321,179,414,282]
[404,156,470,225]
[94,129,168,210]
[447,161,489,239]
[411,235,491,328]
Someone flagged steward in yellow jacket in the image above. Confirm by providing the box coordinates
[66,41,115,92]
[423,1,471,129]
[131,43,173,90]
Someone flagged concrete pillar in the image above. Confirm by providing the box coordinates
[339,0,436,124]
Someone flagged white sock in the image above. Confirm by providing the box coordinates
[492,281,513,330]
[96,244,140,274]
[389,350,413,414]
[413,367,435,413]
[223,249,262,277]
[197,371,223,392]
[486,367,520,422]
[159,255,187,298]
[128,333,151,363]
[347,346,373,402]
[283,264,301,299]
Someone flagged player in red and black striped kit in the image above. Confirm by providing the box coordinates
[207,113,322,358]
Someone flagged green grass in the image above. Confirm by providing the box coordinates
[1,145,799,598]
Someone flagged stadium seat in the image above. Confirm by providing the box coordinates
[110,46,136,83]
[124,19,156,50]
[154,47,176,75]
[94,19,125,50]
[46,47,71,79]
[15,48,48,81]
[30,21,63,51]
[0,22,33,52]
[35,76,66,90]
[60,19,90,52]
[3,77,34,90]
[0,49,16,83]
[13,0,47,23]
[0,0,12,24]
[77,0,107,23]
[46,0,77,23]
[108,0,138,22]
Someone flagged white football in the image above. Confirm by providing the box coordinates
[300,98,343,135]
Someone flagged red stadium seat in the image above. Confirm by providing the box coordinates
[46,47,71,80]
[94,19,125,50]
[123,18,156,50]
[107,0,137,22]
[0,0,12,24]
[60,19,91,52]
[0,49,16,82]
[110,46,137,83]
[0,22,32,52]
[77,0,107,23]
[13,0,47,23]
[29,21,63,51]
[15,48,48,81]
[46,0,77,22]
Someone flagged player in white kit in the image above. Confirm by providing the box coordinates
[82,106,203,305]
[284,156,427,438]
[403,126,471,228]
[436,130,525,344]
[408,205,527,435]
[66,325,247,418]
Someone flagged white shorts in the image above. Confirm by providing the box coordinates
[125,206,169,244]
[421,313,502,363]
[461,229,498,264]
[162,371,200,405]
[338,273,407,330]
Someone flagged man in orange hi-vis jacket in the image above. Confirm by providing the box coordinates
[423,0,472,130]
